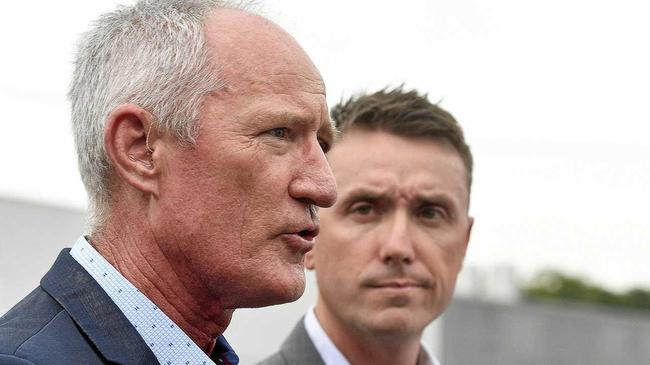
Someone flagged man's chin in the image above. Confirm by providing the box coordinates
[362,308,428,335]
[243,270,305,308]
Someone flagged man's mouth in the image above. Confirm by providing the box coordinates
[296,228,318,242]
[368,280,425,289]
[362,274,433,290]
[279,224,319,253]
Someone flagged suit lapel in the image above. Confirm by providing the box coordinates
[41,249,158,365]
[279,316,326,365]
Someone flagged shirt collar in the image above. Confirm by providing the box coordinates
[304,306,350,365]
[70,236,238,365]
[40,249,157,365]
[304,306,440,365]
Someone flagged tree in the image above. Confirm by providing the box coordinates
[523,270,650,311]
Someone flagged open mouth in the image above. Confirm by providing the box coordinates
[297,229,317,242]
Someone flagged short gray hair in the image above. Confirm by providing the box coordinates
[69,0,250,230]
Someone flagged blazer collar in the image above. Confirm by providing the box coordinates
[280,316,326,365]
[41,249,158,365]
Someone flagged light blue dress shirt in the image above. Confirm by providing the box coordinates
[70,236,221,365]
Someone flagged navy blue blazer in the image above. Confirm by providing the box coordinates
[0,249,235,365]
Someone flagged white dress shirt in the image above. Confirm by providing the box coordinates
[304,306,442,365]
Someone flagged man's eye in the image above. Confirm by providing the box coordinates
[351,203,374,215]
[318,138,330,153]
[418,205,444,220]
[268,128,287,138]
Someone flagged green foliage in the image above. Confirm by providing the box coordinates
[523,270,650,311]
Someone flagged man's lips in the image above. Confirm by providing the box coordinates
[296,226,319,241]
[280,224,319,252]
[285,221,319,240]
[362,274,433,290]
[366,280,428,289]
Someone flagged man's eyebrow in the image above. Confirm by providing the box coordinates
[412,192,461,215]
[318,117,337,144]
[256,110,310,124]
[413,192,453,203]
[340,187,388,204]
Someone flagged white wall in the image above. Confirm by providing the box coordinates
[0,198,85,313]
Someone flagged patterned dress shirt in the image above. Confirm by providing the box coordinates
[70,236,239,365]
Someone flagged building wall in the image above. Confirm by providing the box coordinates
[442,297,650,365]
[0,197,86,313]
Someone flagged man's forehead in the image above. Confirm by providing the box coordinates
[252,107,333,132]
[224,72,326,97]
[329,133,470,206]
[200,8,333,142]
[339,178,441,199]
[203,9,321,84]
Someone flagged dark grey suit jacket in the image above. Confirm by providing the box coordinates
[257,317,325,365]
[0,249,236,365]
[0,249,159,364]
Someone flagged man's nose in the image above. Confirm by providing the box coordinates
[288,140,337,208]
[379,212,415,265]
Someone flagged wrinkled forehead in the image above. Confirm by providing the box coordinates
[330,130,470,207]
[203,8,325,93]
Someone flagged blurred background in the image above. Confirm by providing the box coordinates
[1,0,649,364]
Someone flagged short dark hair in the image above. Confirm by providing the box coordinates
[331,86,473,190]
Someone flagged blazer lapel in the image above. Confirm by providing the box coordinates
[41,249,158,365]
[279,316,326,365]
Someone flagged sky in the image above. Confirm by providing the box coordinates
[1,0,648,291]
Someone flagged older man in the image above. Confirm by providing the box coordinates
[259,87,474,365]
[0,1,336,364]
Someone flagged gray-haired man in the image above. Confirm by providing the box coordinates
[0,1,336,364]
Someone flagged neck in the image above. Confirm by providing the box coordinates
[314,304,423,365]
[90,219,232,354]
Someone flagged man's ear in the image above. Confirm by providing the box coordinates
[104,103,160,197]
[304,249,316,270]
[464,217,474,251]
